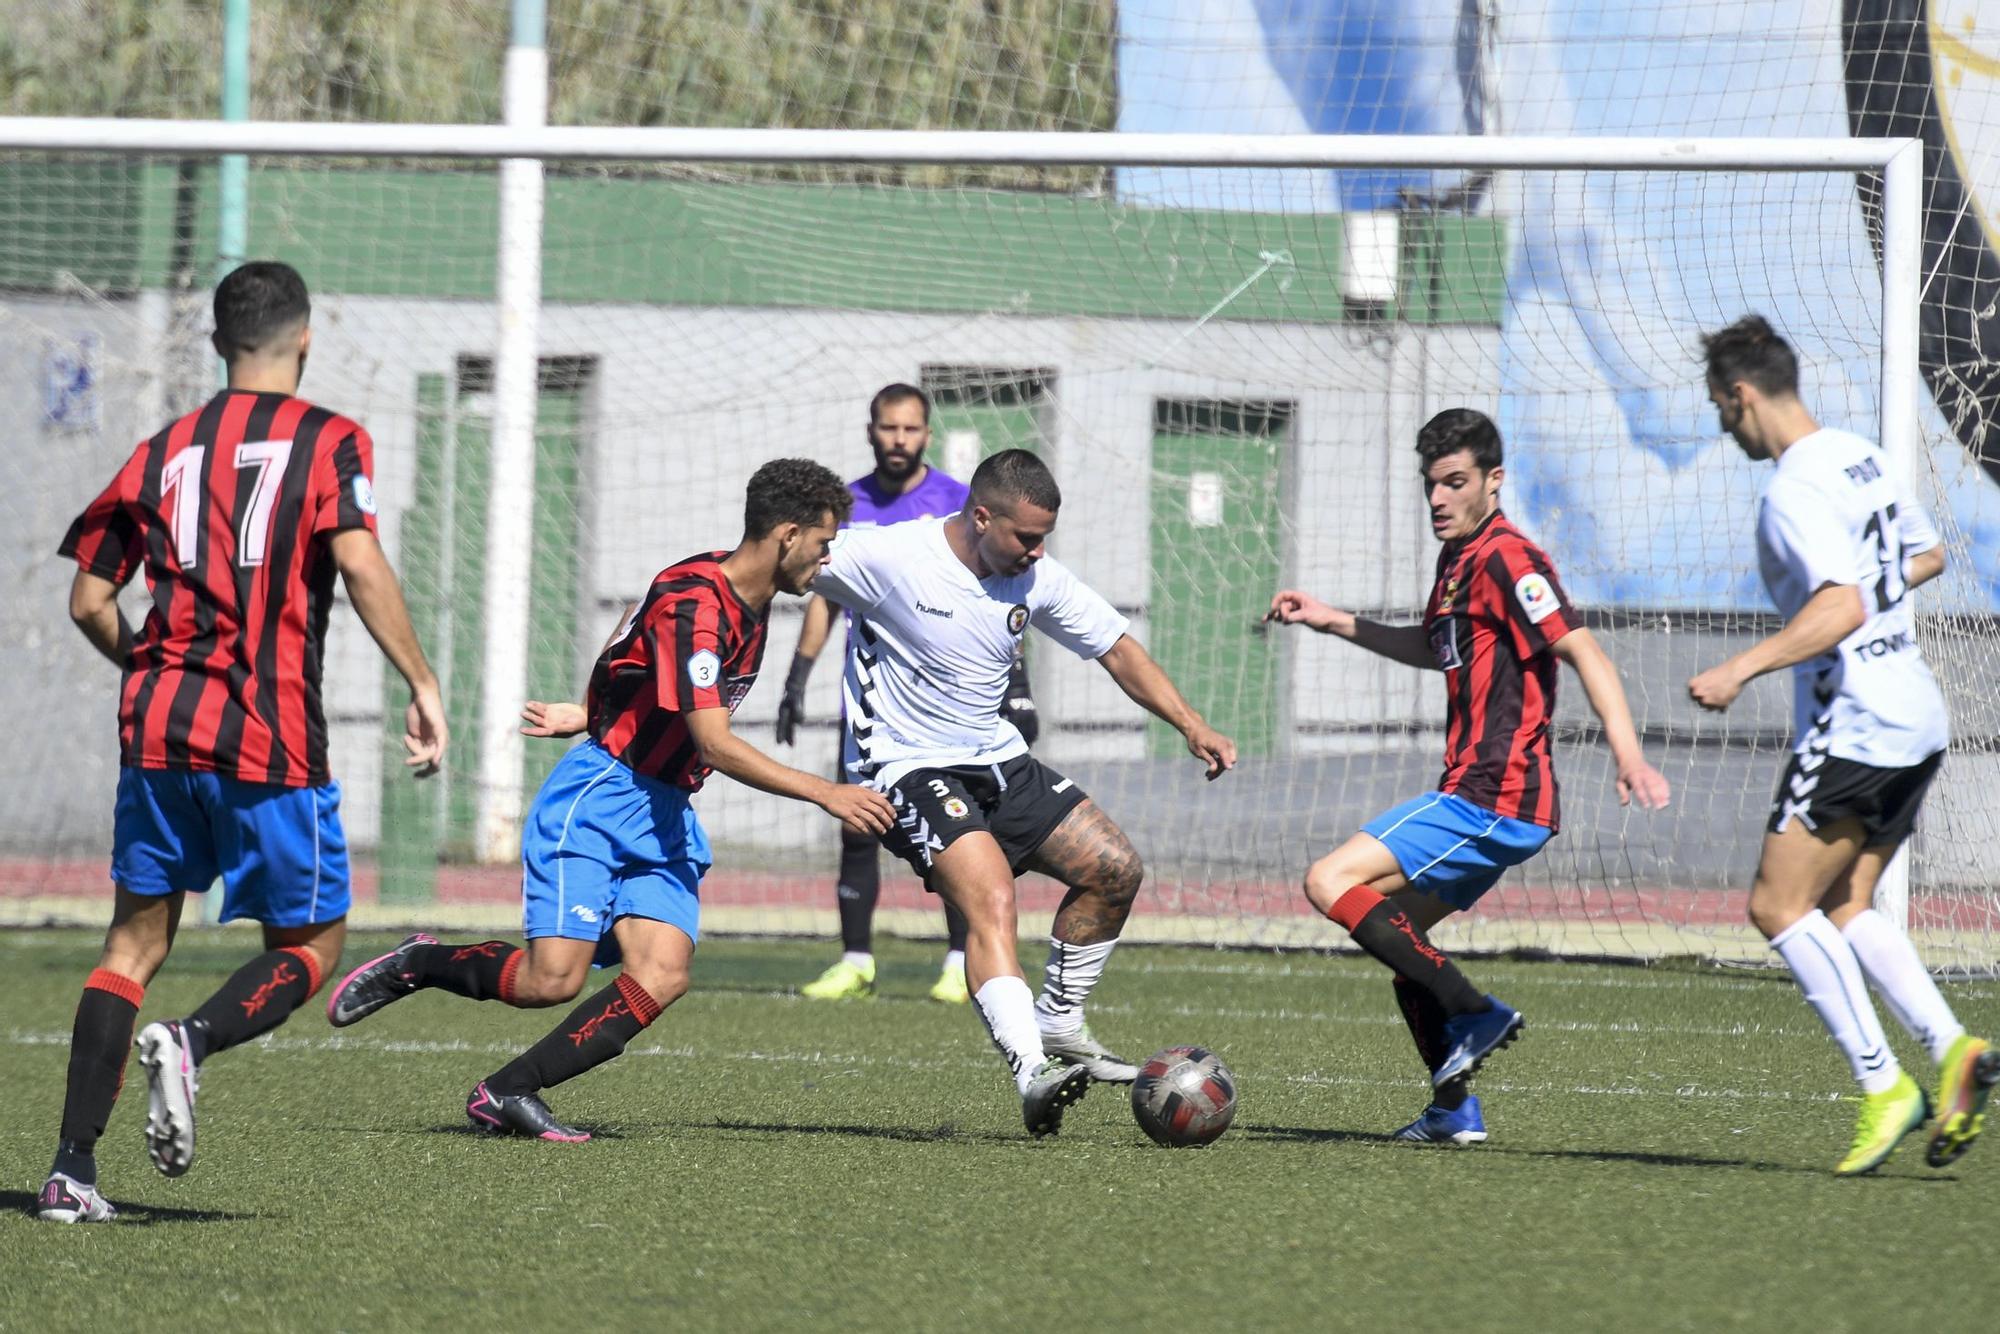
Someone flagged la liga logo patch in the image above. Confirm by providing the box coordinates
[1513,572,1560,625]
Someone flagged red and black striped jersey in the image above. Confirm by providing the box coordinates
[587,552,767,791]
[1424,510,1578,828]
[59,390,379,787]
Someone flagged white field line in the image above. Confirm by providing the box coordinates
[0,1022,1857,1105]
[1121,956,1999,1001]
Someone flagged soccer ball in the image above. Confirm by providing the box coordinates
[1130,1045,1237,1147]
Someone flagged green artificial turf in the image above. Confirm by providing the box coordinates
[2,929,1993,1332]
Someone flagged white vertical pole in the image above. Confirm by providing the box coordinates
[475,0,548,862]
[1874,139,1924,932]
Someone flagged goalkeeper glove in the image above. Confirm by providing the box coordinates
[775,655,813,745]
[1003,653,1038,746]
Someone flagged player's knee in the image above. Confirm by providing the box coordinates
[1100,849,1144,910]
[1745,884,1800,941]
[516,962,588,1007]
[1302,857,1349,915]
[622,963,689,1010]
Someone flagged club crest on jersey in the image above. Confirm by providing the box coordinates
[352,474,378,516]
[688,649,721,689]
[1513,572,1560,624]
[1438,575,1462,614]
[1007,603,1029,635]
[943,797,969,820]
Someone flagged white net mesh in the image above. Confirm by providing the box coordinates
[2,1,1998,972]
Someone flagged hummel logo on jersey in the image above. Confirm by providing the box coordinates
[914,600,954,619]
[570,905,599,924]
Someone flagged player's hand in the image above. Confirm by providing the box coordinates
[819,782,894,837]
[1264,589,1348,635]
[1616,757,1672,810]
[520,699,587,738]
[404,681,447,779]
[775,656,812,745]
[1185,720,1237,781]
[1687,663,1745,712]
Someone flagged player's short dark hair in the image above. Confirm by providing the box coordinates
[1701,314,1800,397]
[870,382,930,425]
[213,261,311,358]
[1415,408,1503,473]
[743,457,852,538]
[969,448,1061,514]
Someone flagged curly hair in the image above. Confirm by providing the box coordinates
[743,458,852,537]
[1701,313,1799,397]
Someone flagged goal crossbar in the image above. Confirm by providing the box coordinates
[0,119,1927,172]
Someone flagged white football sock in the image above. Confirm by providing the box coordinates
[942,949,965,971]
[1842,909,1964,1064]
[1034,937,1118,1036]
[973,975,1046,1095]
[841,951,872,970]
[1771,910,1901,1094]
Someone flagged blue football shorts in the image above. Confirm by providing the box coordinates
[112,767,350,927]
[520,738,711,965]
[1361,791,1553,910]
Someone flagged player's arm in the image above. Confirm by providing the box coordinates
[520,600,638,740]
[1907,544,1945,590]
[1094,634,1237,780]
[1549,628,1670,809]
[775,594,835,745]
[68,570,134,667]
[684,708,893,835]
[1688,581,1866,712]
[330,528,446,777]
[1265,589,1437,670]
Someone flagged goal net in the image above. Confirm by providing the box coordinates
[2,128,1992,975]
[2,2,1997,974]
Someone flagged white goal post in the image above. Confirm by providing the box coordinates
[0,119,1949,960]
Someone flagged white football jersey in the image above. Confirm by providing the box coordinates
[812,517,1129,788]
[1755,428,1948,767]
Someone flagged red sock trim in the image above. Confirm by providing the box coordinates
[84,968,145,1008]
[615,972,664,1026]
[498,949,525,1006]
[277,946,325,997]
[1328,885,1384,932]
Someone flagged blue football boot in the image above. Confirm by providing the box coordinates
[1393,1095,1488,1145]
[1435,996,1524,1086]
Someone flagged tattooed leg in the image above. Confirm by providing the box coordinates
[1023,801,1144,1058]
[1023,800,1145,946]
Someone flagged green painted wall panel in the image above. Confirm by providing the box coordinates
[0,162,1506,324]
[1148,403,1285,759]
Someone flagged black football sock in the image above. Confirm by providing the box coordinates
[1393,976,1469,1110]
[835,830,881,956]
[53,969,146,1182]
[944,898,970,954]
[184,947,320,1064]
[485,974,662,1096]
[408,940,525,1002]
[1328,886,1487,1019]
